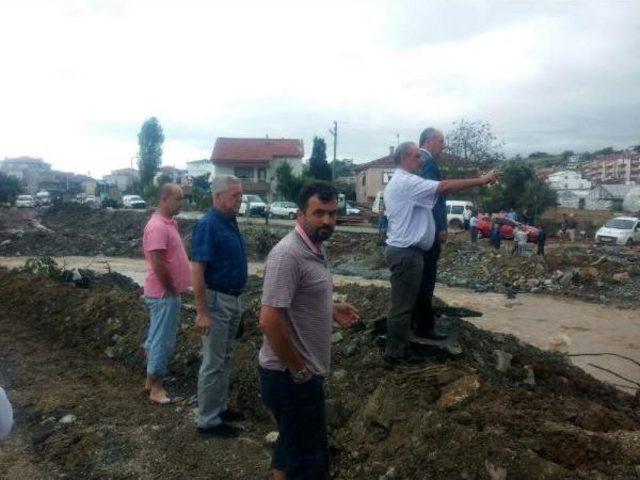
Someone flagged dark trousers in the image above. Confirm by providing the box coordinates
[413,241,440,335]
[385,246,424,358]
[537,242,545,255]
[259,367,329,480]
[470,227,478,243]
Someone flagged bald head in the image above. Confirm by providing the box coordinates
[157,182,184,217]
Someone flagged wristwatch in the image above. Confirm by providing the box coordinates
[291,366,312,384]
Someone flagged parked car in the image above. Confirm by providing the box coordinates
[15,194,36,208]
[35,191,52,206]
[476,216,540,242]
[101,197,121,209]
[269,201,298,219]
[446,200,474,229]
[122,195,147,209]
[346,203,361,215]
[239,194,268,217]
[75,193,98,206]
[595,217,640,246]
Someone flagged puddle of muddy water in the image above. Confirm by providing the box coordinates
[1,255,638,393]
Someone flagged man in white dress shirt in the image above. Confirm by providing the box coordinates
[383,142,498,365]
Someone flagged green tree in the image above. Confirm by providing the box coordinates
[275,161,306,201]
[308,136,332,181]
[446,119,504,168]
[0,172,22,205]
[630,144,640,153]
[155,173,172,188]
[192,173,211,210]
[479,159,556,222]
[528,151,551,159]
[137,117,165,190]
[593,146,617,155]
[561,150,575,161]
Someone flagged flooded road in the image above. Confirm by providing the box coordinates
[1,255,638,393]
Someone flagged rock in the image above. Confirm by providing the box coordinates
[59,414,77,424]
[612,272,630,282]
[379,466,397,479]
[332,369,347,382]
[264,431,279,445]
[523,365,536,386]
[485,461,507,480]
[331,331,344,343]
[494,350,513,373]
[437,374,481,410]
[548,333,572,353]
[559,270,576,287]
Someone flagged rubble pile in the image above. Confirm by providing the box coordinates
[1,264,639,479]
[438,237,640,306]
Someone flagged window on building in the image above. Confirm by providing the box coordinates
[257,168,267,182]
[234,167,253,182]
[361,173,366,186]
[383,170,393,184]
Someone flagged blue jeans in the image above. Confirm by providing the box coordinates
[197,290,242,428]
[259,367,329,480]
[143,296,181,377]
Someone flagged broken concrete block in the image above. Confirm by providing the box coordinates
[493,350,513,373]
[264,431,279,445]
[612,272,630,282]
[59,414,77,424]
[485,461,507,480]
[437,374,480,410]
[524,365,536,386]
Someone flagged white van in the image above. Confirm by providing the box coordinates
[446,200,474,229]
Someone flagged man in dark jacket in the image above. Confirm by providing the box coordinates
[414,127,448,340]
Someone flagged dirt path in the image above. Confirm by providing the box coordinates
[1,255,639,394]
[0,309,272,480]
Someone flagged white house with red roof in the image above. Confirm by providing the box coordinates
[211,137,304,201]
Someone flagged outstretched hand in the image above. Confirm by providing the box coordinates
[482,171,500,185]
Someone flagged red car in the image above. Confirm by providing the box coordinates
[476,216,539,242]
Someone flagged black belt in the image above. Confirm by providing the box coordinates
[208,286,243,297]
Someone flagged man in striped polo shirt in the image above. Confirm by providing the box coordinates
[258,181,360,480]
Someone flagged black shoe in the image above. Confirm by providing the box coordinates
[415,329,448,341]
[197,423,241,438]
[219,409,245,422]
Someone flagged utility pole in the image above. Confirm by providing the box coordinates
[328,120,337,181]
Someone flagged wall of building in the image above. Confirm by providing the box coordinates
[355,166,394,204]
[547,171,591,190]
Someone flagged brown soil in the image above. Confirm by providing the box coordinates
[1,265,640,479]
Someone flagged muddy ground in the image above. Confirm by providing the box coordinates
[1,263,640,480]
[1,205,639,309]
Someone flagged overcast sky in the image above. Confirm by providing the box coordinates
[1,0,639,178]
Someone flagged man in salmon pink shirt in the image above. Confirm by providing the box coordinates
[142,183,191,404]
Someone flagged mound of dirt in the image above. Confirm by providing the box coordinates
[1,265,639,479]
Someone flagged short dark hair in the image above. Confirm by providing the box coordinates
[297,181,338,212]
[157,182,181,201]
[418,127,439,147]
[394,141,415,165]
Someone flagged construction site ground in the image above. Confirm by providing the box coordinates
[1,205,640,480]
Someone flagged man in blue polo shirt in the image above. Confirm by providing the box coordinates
[191,175,248,437]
